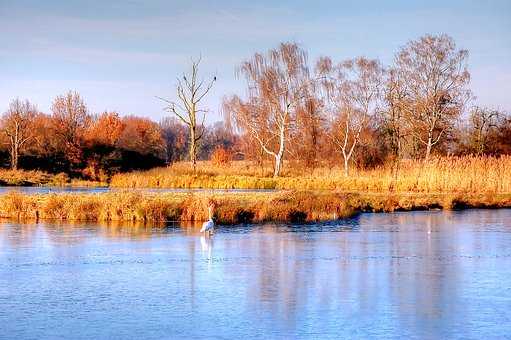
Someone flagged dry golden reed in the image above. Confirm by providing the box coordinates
[110,156,511,193]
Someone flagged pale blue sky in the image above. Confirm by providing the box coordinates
[1,0,510,122]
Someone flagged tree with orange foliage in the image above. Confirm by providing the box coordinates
[84,112,125,147]
[117,116,165,157]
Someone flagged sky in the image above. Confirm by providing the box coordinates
[0,0,510,123]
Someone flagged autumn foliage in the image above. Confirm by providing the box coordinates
[0,34,510,182]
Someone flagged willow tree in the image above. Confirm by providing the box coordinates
[317,57,384,176]
[1,98,37,169]
[159,59,216,171]
[225,42,310,177]
[394,34,470,161]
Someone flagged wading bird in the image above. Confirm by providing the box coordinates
[200,203,215,236]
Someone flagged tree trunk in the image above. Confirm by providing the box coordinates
[190,128,197,171]
[272,125,286,178]
[425,135,432,162]
[10,145,18,170]
[273,152,283,178]
[343,155,349,177]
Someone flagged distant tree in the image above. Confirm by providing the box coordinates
[292,93,325,171]
[495,114,511,155]
[159,117,189,164]
[81,112,126,180]
[393,34,471,161]
[467,107,500,155]
[225,42,311,177]
[117,116,165,157]
[51,91,90,170]
[1,98,37,170]
[317,57,384,176]
[159,58,216,171]
[199,121,237,160]
[382,68,408,162]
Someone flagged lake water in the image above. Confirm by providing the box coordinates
[1,209,510,339]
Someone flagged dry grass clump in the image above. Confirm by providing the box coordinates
[110,156,511,193]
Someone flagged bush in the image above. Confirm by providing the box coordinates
[211,147,232,167]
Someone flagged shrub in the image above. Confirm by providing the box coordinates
[210,147,232,167]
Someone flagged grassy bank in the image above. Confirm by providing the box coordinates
[110,156,511,193]
[1,190,510,225]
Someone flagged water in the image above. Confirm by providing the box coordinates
[0,186,275,194]
[1,209,510,339]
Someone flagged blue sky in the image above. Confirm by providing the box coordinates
[1,0,510,123]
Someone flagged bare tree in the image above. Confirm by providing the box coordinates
[1,98,37,169]
[225,42,311,177]
[317,57,384,176]
[159,58,216,171]
[468,106,500,154]
[394,34,470,161]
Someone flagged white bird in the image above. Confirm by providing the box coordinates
[200,203,215,236]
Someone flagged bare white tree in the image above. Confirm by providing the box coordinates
[317,57,384,176]
[225,43,311,177]
[159,58,216,171]
[1,98,37,170]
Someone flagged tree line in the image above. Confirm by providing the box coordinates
[0,93,235,180]
[2,34,510,179]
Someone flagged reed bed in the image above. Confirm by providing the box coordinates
[0,169,54,186]
[1,190,510,225]
[110,156,511,193]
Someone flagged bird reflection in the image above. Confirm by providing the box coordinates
[200,235,213,267]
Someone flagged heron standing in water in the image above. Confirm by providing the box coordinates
[200,203,215,236]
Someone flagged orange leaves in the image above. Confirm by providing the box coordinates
[84,112,125,147]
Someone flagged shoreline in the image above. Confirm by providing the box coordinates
[0,190,509,225]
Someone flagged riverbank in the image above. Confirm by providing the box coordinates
[1,190,510,225]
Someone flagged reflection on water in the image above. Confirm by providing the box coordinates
[0,209,510,339]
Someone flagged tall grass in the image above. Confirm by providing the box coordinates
[111,156,511,193]
[1,190,510,225]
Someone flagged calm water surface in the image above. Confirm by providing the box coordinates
[1,209,510,339]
